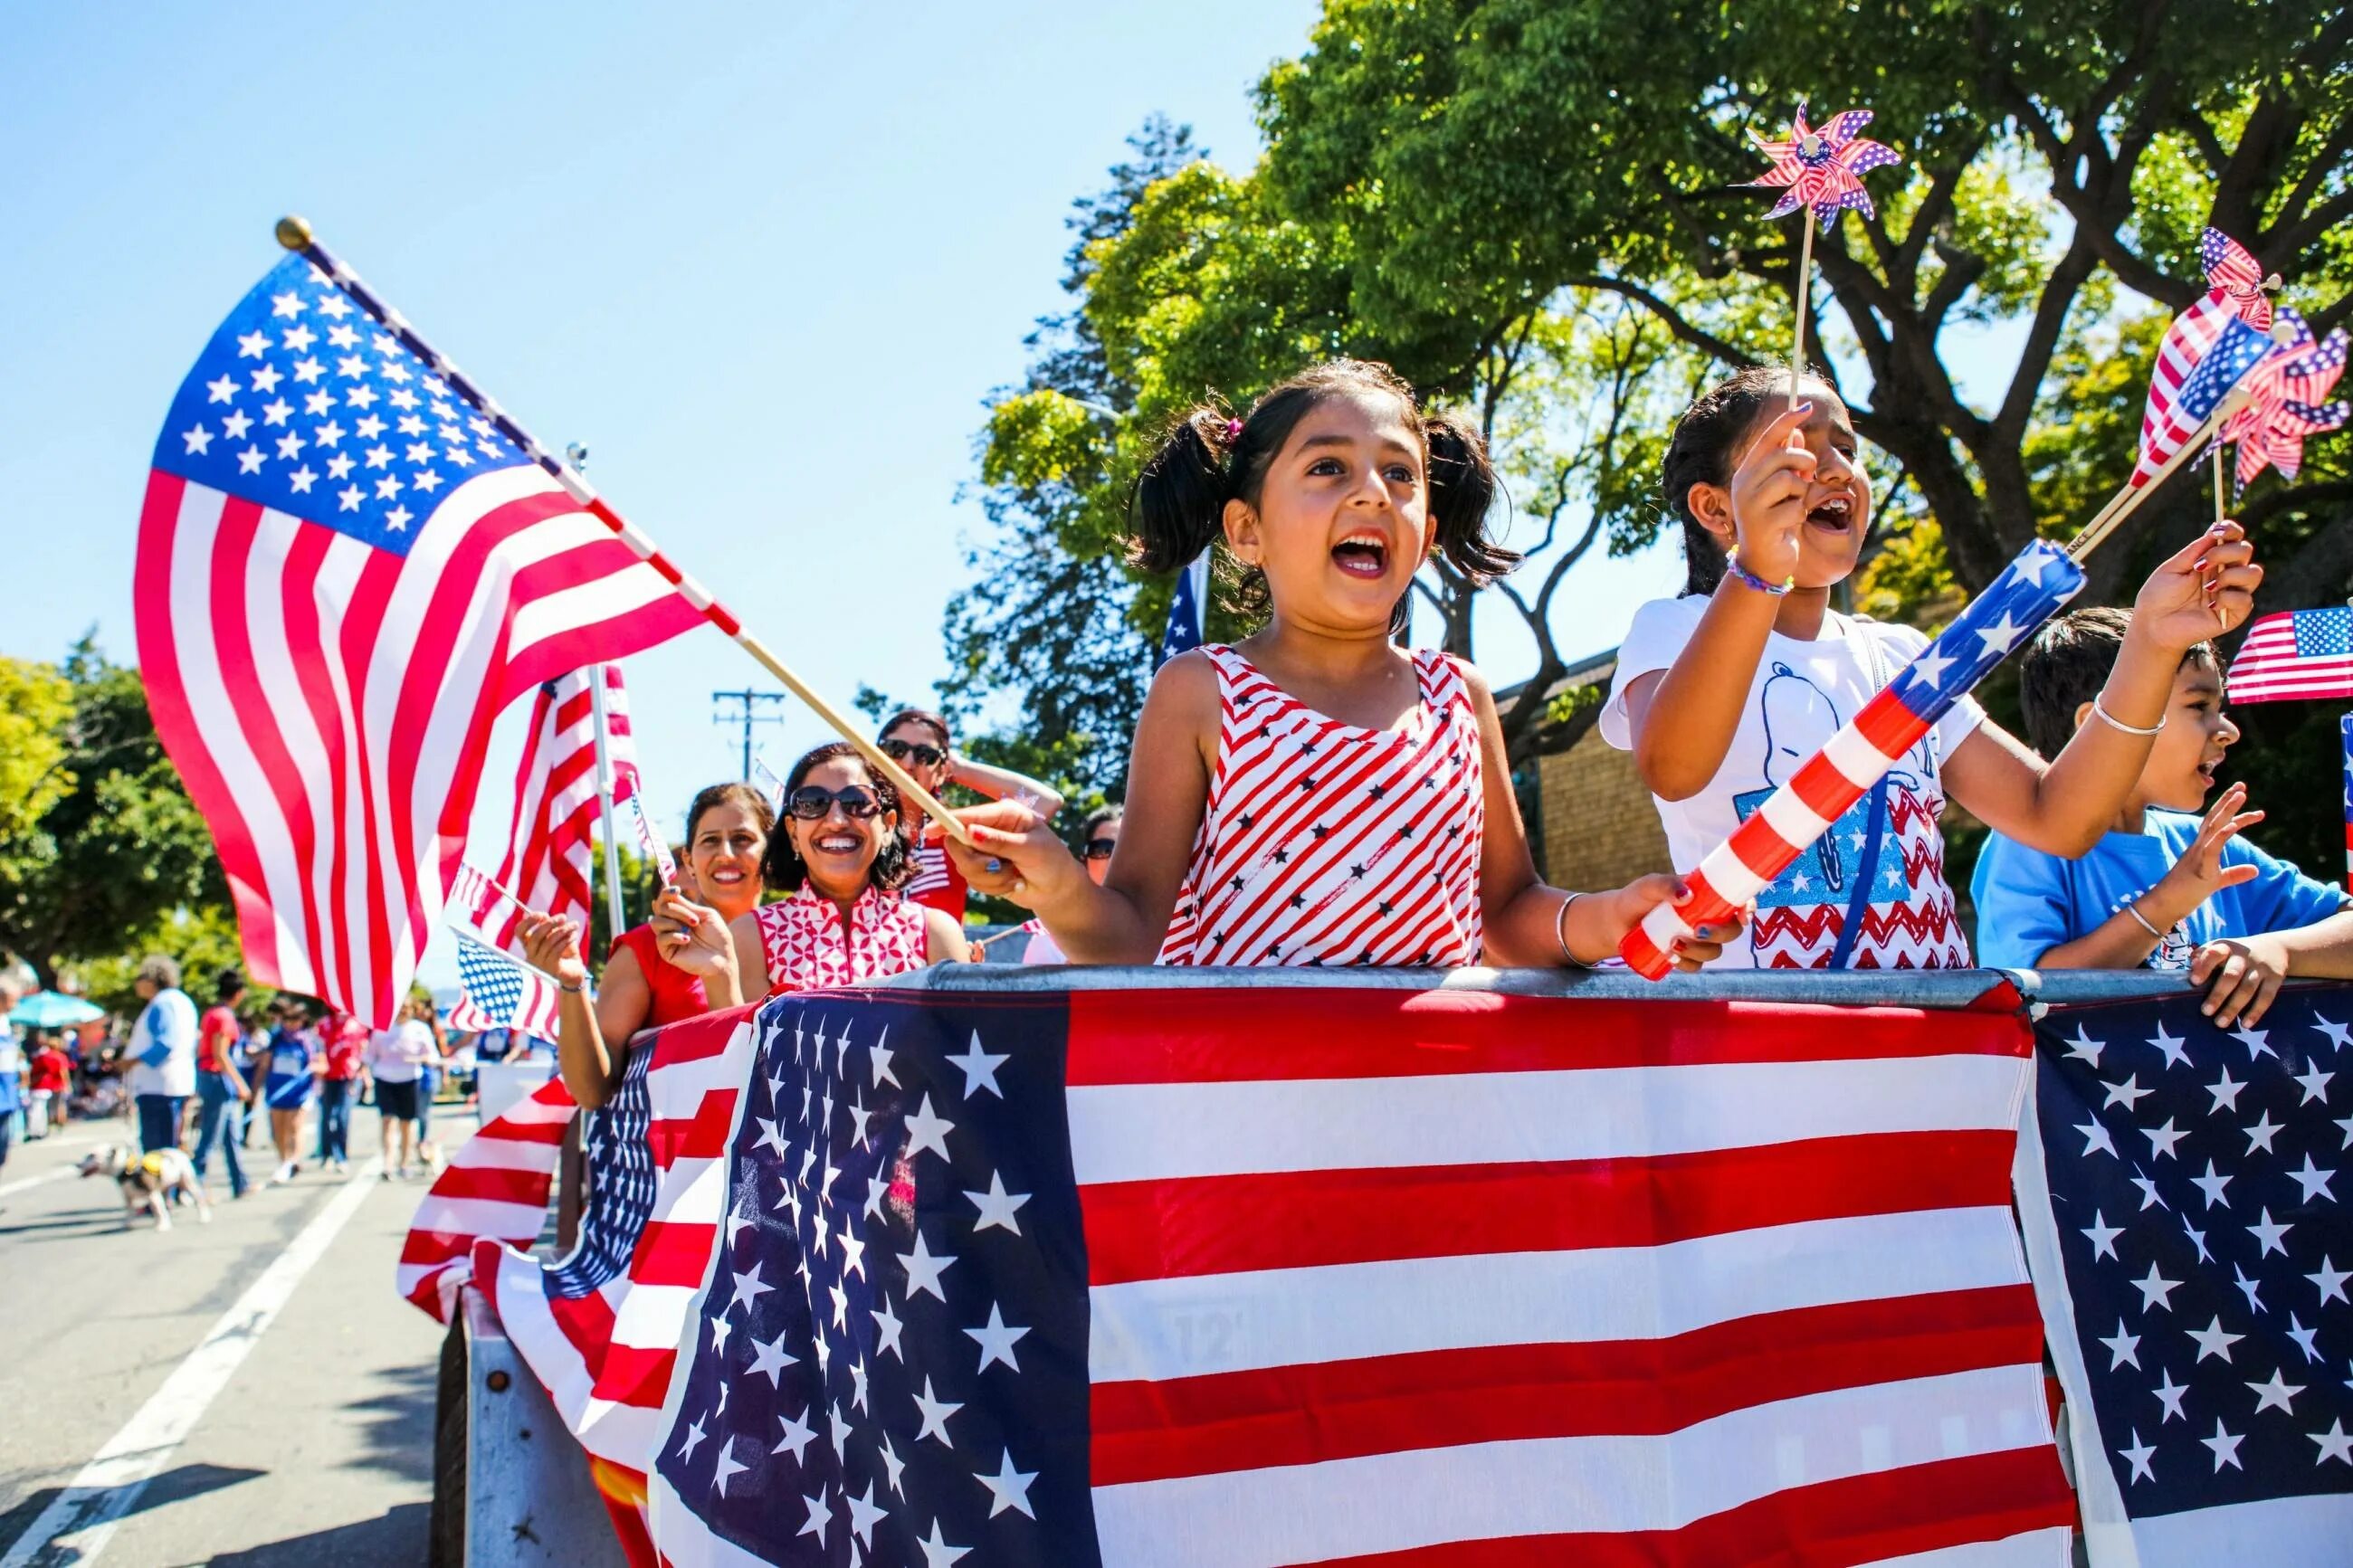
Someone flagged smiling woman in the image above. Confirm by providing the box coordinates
[518,781,775,1109]
[729,744,970,1000]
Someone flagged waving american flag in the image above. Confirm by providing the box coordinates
[137,252,706,1026]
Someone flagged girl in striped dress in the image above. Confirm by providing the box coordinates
[728,743,969,998]
[951,359,1740,971]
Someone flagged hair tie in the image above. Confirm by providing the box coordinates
[1223,418,1244,446]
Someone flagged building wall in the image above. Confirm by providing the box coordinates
[1538,734,1672,890]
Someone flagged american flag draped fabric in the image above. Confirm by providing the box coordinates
[1745,104,1902,229]
[1624,540,2086,975]
[494,666,643,945]
[136,253,705,1025]
[450,931,565,1041]
[2216,307,2349,491]
[420,974,2082,1565]
[397,1069,571,1322]
[2226,608,2353,705]
[2200,229,2280,332]
[2013,985,2353,1564]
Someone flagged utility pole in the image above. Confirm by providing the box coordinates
[711,689,789,781]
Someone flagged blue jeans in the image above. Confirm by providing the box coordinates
[135,1093,186,1156]
[317,1079,352,1162]
[190,1073,247,1196]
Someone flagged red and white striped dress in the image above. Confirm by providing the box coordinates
[751,884,930,997]
[1157,645,1485,967]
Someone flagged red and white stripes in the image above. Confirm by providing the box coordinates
[395,1073,573,1323]
[1067,986,2074,1565]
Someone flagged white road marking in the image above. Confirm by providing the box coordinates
[0,1159,387,1568]
[0,1167,76,1200]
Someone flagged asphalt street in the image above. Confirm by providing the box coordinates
[0,1100,479,1567]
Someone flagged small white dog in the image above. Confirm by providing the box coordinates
[78,1144,213,1231]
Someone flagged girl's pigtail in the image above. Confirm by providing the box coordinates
[1129,407,1234,573]
[1424,413,1519,586]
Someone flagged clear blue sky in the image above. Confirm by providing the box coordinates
[3,4,2024,984]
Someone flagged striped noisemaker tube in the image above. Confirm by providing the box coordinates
[1620,540,2087,978]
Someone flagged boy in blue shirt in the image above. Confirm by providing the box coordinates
[1972,607,2353,1026]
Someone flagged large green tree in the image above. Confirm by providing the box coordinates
[0,635,230,990]
[947,2,2351,864]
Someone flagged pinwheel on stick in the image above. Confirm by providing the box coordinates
[1744,104,1901,410]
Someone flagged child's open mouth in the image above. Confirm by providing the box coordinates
[1331,533,1388,578]
[1806,495,1855,535]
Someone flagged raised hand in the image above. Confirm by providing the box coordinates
[650,888,735,979]
[1726,401,1818,588]
[2131,519,2262,651]
[515,911,588,991]
[2144,783,2262,928]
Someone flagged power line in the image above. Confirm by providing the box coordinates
[711,689,789,781]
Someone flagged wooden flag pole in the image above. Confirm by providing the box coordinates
[2212,442,2229,525]
[2066,385,2254,563]
[1787,219,1817,412]
[272,217,976,851]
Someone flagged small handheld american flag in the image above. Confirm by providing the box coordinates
[2227,607,2353,705]
[450,931,564,1041]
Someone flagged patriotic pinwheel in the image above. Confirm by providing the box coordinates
[2218,306,2349,489]
[2199,227,2282,331]
[1746,103,1902,231]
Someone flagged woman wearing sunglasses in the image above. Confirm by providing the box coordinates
[519,782,775,1110]
[730,742,969,998]
[878,708,1064,923]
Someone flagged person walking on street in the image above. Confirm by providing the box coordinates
[364,1000,437,1180]
[236,1011,269,1149]
[409,1000,451,1173]
[260,995,320,1184]
[0,974,23,1180]
[128,955,197,1156]
[315,1012,362,1174]
[190,970,251,1199]
[27,1033,69,1138]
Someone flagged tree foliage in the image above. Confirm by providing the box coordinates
[944,2,2351,863]
[0,635,231,991]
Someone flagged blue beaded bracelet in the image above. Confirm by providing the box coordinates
[1726,556,1793,596]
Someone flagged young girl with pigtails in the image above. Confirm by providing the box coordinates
[1601,366,2262,970]
[948,358,1740,971]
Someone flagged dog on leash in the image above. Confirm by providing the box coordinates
[78,1145,213,1231]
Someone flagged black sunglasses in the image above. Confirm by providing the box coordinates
[1082,838,1118,861]
[786,784,884,822]
[879,738,946,769]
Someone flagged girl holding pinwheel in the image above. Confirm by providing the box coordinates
[1600,367,2261,969]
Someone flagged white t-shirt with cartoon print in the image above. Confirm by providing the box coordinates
[1600,595,1986,971]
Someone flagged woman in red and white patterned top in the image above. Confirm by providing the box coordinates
[729,743,967,998]
[951,360,1743,972]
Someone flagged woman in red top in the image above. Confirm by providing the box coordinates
[519,782,773,1110]
[877,708,1063,923]
[729,743,967,998]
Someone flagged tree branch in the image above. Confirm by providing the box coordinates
[1556,274,1756,368]
[1994,230,2101,445]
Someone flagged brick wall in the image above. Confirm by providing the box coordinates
[1537,733,1672,889]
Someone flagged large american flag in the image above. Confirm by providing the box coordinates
[492,666,643,946]
[1624,539,2086,975]
[421,977,2075,1564]
[137,252,706,1026]
[2227,607,2353,705]
[2015,986,2353,1563]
